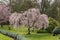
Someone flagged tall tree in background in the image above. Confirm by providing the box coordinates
[49,0,58,20]
[40,0,59,20]
[9,0,60,22]
[54,0,60,24]
[40,0,50,14]
[9,0,38,13]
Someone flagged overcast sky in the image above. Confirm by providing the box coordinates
[0,0,9,5]
[37,0,54,4]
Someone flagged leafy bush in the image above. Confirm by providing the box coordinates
[37,30,48,33]
[46,17,59,33]
[7,32,17,38]
[52,27,60,36]
[0,30,7,35]
[0,30,17,38]
[0,30,28,40]
[17,35,27,40]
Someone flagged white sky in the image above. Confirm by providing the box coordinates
[37,0,54,3]
[0,0,9,5]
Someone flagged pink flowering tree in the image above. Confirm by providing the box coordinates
[21,8,49,34]
[9,8,49,34]
[20,8,41,34]
[0,4,11,28]
[35,14,49,30]
[9,12,22,30]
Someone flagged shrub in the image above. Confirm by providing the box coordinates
[0,30,7,35]
[7,32,17,38]
[17,35,27,40]
[0,30,28,40]
[37,30,48,33]
[52,27,60,36]
[46,17,59,33]
[0,30,17,38]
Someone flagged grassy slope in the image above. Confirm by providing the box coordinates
[0,25,60,40]
[24,33,59,40]
[0,33,13,40]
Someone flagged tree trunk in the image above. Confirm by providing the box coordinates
[1,24,3,28]
[28,25,30,34]
[27,19,30,34]
[8,26,11,30]
[32,27,34,32]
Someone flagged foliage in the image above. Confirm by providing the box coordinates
[52,27,60,36]
[40,0,50,14]
[37,30,48,33]
[10,0,38,12]
[0,30,28,40]
[22,10,48,34]
[46,17,59,33]
[37,0,59,20]
[17,35,27,40]
[9,12,22,29]
[49,0,58,20]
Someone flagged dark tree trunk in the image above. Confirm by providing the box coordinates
[27,19,30,34]
[32,20,36,32]
[7,21,11,30]
[1,24,3,28]
[28,25,30,34]
[8,26,11,30]
[32,27,34,32]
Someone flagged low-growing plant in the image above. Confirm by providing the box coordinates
[52,27,60,36]
[46,17,59,33]
[37,30,48,33]
[0,30,28,40]
[17,35,27,40]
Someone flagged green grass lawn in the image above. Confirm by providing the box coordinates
[0,33,13,40]
[0,25,60,40]
[24,33,60,40]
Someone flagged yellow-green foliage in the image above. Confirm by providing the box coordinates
[48,17,59,26]
[46,17,59,33]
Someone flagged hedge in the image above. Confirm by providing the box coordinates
[0,30,28,40]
